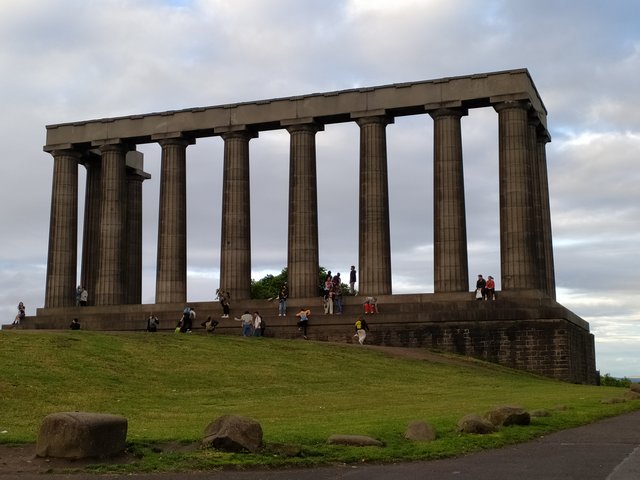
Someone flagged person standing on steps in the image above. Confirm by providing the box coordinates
[216,288,231,318]
[349,265,357,294]
[253,311,263,337]
[277,283,288,316]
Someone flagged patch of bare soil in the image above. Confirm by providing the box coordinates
[0,441,202,476]
[0,443,136,475]
[345,342,475,367]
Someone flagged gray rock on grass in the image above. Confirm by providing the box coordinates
[202,415,263,453]
[404,420,437,442]
[457,413,497,434]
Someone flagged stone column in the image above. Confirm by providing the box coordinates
[536,129,556,298]
[219,129,256,300]
[124,155,150,304]
[528,117,546,294]
[44,149,80,308]
[429,107,469,293]
[94,142,128,305]
[284,121,323,298]
[155,137,191,304]
[355,114,393,296]
[494,101,538,290]
[80,153,101,306]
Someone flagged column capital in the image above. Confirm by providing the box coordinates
[493,99,531,113]
[536,129,551,144]
[156,136,195,148]
[353,114,394,127]
[216,125,259,140]
[427,106,469,119]
[284,121,324,134]
[282,117,324,133]
[49,148,84,160]
[96,141,133,154]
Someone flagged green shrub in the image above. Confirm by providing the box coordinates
[600,373,632,388]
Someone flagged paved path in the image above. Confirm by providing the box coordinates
[7,410,640,480]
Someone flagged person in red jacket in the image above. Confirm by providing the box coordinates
[485,276,496,301]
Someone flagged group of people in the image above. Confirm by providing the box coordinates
[75,286,88,306]
[293,307,371,345]
[176,306,196,333]
[54,293,374,344]
[475,274,496,301]
[322,271,344,315]
[233,311,265,337]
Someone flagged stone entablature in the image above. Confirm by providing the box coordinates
[44,69,547,149]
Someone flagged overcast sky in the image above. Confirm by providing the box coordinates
[1,0,639,377]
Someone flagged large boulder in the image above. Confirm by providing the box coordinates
[404,420,437,442]
[327,434,384,447]
[36,412,127,459]
[485,406,531,426]
[202,415,263,453]
[457,414,497,434]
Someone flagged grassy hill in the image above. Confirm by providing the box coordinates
[1,330,638,473]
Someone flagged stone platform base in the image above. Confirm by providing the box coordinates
[8,291,597,384]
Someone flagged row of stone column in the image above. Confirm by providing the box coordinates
[44,100,555,308]
[45,145,149,308]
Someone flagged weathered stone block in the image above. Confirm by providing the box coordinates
[36,412,127,459]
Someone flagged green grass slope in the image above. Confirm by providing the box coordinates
[1,331,638,472]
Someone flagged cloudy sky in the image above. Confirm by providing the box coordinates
[1,0,639,377]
